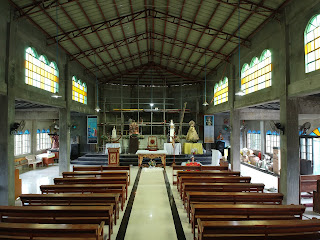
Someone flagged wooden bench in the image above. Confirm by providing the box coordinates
[177,171,241,190]
[197,219,320,240]
[178,176,251,192]
[300,175,320,199]
[191,204,306,239]
[20,193,120,225]
[62,171,129,185]
[73,165,131,184]
[40,184,126,210]
[54,176,128,197]
[14,157,28,168]
[181,183,265,204]
[0,206,112,240]
[186,192,284,221]
[0,221,104,240]
[312,179,320,213]
[172,165,229,184]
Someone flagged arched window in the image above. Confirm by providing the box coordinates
[72,76,87,104]
[241,49,272,95]
[25,47,59,93]
[214,77,228,105]
[305,14,320,73]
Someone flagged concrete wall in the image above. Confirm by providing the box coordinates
[0,0,8,95]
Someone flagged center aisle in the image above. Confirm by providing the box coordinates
[125,167,177,240]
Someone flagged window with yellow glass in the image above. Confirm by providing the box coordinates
[72,76,87,105]
[25,47,59,93]
[214,77,228,105]
[305,14,320,73]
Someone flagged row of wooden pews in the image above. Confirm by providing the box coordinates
[0,165,130,240]
[174,165,320,240]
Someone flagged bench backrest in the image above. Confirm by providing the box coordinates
[300,175,320,193]
[54,177,127,185]
[73,166,130,172]
[0,222,104,240]
[198,219,320,240]
[62,171,128,178]
[40,184,125,193]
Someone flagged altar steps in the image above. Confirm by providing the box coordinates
[71,153,213,166]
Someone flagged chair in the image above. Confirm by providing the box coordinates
[26,155,43,170]
[147,136,158,151]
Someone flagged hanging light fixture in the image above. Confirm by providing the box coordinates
[203,53,209,106]
[94,55,101,112]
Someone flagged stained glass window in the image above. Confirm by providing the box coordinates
[241,50,272,95]
[305,15,320,73]
[214,77,228,105]
[25,47,59,93]
[310,127,320,136]
[72,76,87,104]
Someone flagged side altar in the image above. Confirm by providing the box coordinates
[136,150,168,167]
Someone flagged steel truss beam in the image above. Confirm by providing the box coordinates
[47,9,250,47]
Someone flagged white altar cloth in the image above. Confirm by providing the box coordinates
[163,143,181,155]
[105,143,121,154]
[136,150,168,155]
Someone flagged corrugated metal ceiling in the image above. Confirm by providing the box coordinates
[9,0,291,85]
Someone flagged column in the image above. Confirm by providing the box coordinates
[59,63,71,175]
[280,97,300,204]
[0,94,15,205]
[230,109,240,171]
[260,121,266,155]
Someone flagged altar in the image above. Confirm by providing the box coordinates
[105,143,121,154]
[163,143,181,155]
[136,150,168,167]
[183,142,203,154]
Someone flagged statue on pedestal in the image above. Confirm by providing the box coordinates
[186,120,199,143]
[129,120,139,136]
[169,120,175,143]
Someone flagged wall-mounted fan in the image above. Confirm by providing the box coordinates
[270,120,285,134]
[222,124,231,132]
[49,120,59,132]
[299,122,311,135]
[10,120,25,135]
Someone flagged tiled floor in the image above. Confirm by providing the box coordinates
[18,164,320,240]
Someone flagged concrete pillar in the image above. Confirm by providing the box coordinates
[59,108,70,175]
[280,97,300,204]
[0,94,15,206]
[230,109,240,171]
[260,121,266,154]
[31,120,37,154]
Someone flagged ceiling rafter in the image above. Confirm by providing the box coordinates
[57,0,108,78]
[144,0,150,63]
[217,0,274,15]
[171,0,204,71]
[187,6,237,76]
[95,0,130,71]
[151,0,155,63]
[129,0,143,66]
[203,0,265,77]
[113,0,137,68]
[28,0,105,78]
[159,0,170,65]
[76,1,116,76]
[71,31,229,62]
[179,3,220,73]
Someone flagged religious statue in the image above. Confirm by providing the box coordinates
[169,120,175,143]
[112,126,117,139]
[217,130,224,141]
[186,120,199,143]
[129,120,139,135]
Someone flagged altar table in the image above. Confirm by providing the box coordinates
[164,143,181,155]
[105,143,121,154]
[136,150,168,167]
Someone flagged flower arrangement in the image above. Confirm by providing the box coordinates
[148,160,156,167]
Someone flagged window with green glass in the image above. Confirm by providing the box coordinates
[241,49,272,95]
[214,77,228,105]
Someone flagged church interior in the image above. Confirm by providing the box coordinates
[2,0,320,239]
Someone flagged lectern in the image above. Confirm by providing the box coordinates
[108,147,120,166]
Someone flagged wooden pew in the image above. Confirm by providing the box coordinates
[313,179,320,213]
[62,171,129,186]
[40,184,126,210]
[20,193,120,224]
[0,221,104,240]
[300,175,320,199]
[172,165,228,184]
[73,165,131,184]
[191,204,306,239]
[181,183,265,204]
[178,176,251,193]
[0,206,112,240]
[177,171,241,191]
[54,176,128,197]
[186,192,284,220]
[197,219,320,240]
